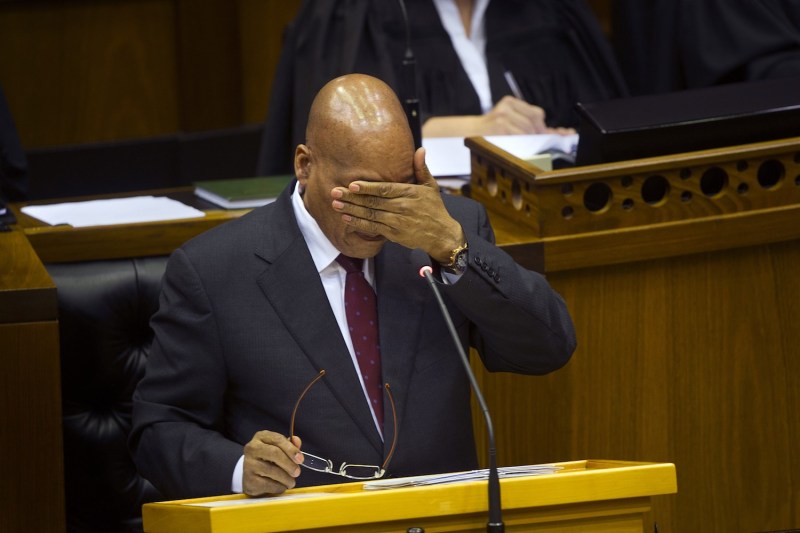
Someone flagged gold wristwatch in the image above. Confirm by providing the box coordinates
[440,242,469,274]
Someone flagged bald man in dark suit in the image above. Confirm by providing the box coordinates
[131,74,575,499]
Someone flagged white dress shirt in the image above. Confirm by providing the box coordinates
[432,0,493,113]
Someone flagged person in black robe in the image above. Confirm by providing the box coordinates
[612,0,800,96]
[257,0,628,175]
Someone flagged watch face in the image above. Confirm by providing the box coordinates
[443,243,468,274]
[455,250,468,270]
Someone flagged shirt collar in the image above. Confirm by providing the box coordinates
[291,181,341,274]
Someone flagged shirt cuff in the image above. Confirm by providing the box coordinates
[441,269,464,285]
[231,455,245,493]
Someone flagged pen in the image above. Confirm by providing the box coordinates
[503,70,524,100]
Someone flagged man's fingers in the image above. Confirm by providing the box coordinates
[335,201,387,224]
[242,431,306,497]
[326,146,454,251]
[290,435,302,449]
[245,454,298,486]
[332,184,421,213]
[336,181,415,201]
[249,444,302,473]
[243,457,297,496]
[245,432,303,477]
[255,430,303,463]
[413,147,438,188]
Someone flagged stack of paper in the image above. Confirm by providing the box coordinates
[21,196,205,228]
[422,133,578,180]
[363,464,562,490]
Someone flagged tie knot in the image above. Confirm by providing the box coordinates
[336,254,364,274]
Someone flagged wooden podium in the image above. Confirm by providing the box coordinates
[462,136,800,533]
[142,460,676,533]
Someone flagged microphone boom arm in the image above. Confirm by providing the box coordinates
[396,0,423,149]
[419,266,504,532]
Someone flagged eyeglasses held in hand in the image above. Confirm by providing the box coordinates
[289,369,398,480]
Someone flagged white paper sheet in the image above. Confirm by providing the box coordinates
[21,196,205,228]
[423,137,474,178]
[363,464,562,490]
[423,134,578,178]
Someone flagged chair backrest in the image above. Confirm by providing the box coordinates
[27,136,178,200]
[26,123,263,200]
[47,256,168,533]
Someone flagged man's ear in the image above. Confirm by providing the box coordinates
[294,144,311,187]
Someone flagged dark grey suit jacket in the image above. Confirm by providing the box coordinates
[131,183,575,499]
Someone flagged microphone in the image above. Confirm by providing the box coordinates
[396,0,422,149]
[411,249,504,532]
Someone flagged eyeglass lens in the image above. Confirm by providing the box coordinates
[300,451,383,480]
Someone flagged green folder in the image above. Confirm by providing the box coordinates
[193,175,294,209]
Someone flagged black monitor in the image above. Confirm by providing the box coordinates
[575,76,800,166]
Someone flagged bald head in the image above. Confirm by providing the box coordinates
[305,74,414,165]
[294,74,418,258]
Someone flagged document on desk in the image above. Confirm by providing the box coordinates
[363,464,562,490]
[21,196,205,228]
[422,133,578,180]
[183,465,563,506]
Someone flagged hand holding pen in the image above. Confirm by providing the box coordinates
[502,70,576,136]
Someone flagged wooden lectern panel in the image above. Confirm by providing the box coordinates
[0,229,64,533]
[467,135,800,238]
[143,460,676,533]
[465,137,800,533]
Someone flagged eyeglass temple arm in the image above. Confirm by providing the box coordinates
[381,383,399,470]
[289,369,326,437]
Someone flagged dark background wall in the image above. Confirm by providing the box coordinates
[0,0,611,151]
[0,0,303,149]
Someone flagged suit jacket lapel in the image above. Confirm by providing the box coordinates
[254,192,383,454]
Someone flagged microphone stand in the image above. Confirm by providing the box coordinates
[418,264,504,532]
[396,0,422,149]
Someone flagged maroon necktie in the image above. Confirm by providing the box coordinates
[336,254,383,427]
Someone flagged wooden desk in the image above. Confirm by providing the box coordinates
[11,188,247,263]
[465,136,800,532]
[0,228,62,533]
[143,460,676,533]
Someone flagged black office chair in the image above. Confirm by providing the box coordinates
[48,256,169,533]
